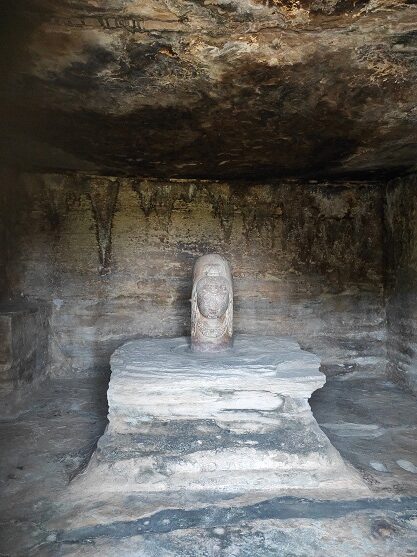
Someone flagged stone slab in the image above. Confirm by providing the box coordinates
[77,335,369,498]
[107,335,324,433]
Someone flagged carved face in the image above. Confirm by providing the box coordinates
[196,276,230,319]
[191,253,233,352]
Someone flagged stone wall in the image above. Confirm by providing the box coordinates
[0,302,49,395]
[385,174,417,392]
[1,172,386,378]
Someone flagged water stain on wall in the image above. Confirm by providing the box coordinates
[88,177,120,274]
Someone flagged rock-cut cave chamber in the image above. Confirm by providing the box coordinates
[0,1,417,555]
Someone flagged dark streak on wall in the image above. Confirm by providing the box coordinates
[88,178,120,275]
[385,174,417,391]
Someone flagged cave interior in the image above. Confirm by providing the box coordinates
[1,1,417,555]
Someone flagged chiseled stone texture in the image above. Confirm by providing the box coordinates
[2,173,386,379]
[385,173,417,392]
[77,335,368,496]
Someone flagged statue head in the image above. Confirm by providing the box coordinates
[191,254,233,352]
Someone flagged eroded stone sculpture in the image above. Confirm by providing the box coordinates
[191,254,233,352]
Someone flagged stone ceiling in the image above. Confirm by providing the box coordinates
[1,0,416,180]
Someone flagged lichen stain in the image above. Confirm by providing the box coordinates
[88,178,120,275]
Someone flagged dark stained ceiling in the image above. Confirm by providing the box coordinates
[0,0,416,180]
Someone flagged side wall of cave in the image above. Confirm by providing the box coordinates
[385,174,417,392]
[1,172,386,385]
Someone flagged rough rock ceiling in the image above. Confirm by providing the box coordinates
[1,0,416,179]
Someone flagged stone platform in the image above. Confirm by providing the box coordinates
[78,335,368,498]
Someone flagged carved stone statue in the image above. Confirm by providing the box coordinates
[191,254,233,352]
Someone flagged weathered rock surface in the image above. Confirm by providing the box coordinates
[0,301,49,396]
[77,335,368,496]
[1,1,416,178]
[1,172,386,380]
[2,373,417,556]
[385,173,417,392]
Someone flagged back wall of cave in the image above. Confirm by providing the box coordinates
[1,172,386,379]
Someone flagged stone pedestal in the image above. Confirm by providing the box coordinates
[82,335,368,497]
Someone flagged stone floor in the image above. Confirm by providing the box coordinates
[1,370,417,556]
